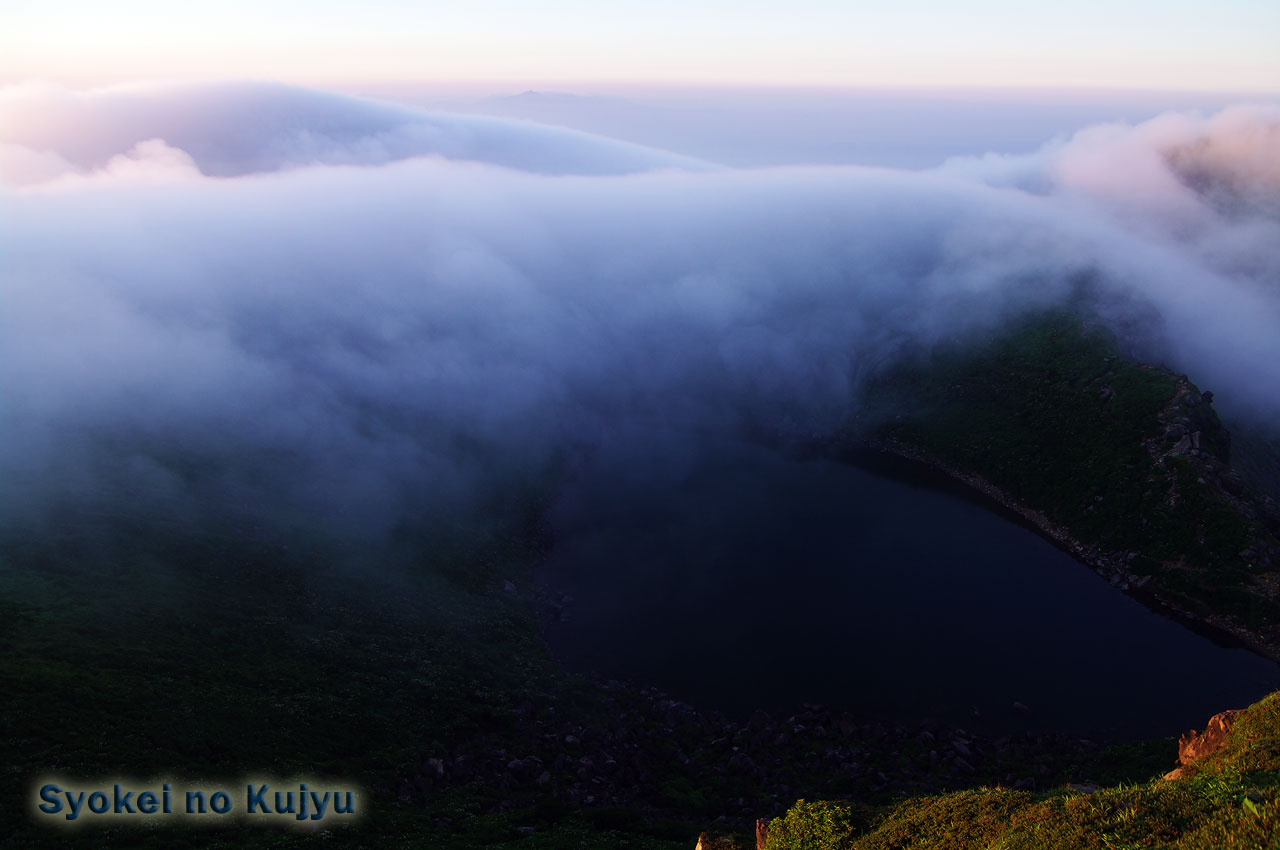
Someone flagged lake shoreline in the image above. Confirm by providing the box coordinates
[809,433,1280,665]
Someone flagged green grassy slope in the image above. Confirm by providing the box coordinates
[761,691,1280,850]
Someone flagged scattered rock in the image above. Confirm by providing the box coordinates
[394,678,1150,833]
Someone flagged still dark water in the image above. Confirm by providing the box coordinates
[539,441,1280,740]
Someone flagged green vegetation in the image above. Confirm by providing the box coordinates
[1,504,1230,850]
[858,309,1280,634]
[762,692,1280,850]
[5,308,1278,849]
[763,800,875,850]
[0,526,688,849]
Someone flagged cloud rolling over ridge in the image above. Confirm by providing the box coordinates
[0,80,714,182]
[2,83,1278,561]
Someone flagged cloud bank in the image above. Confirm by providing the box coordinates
[0,80,713,182]
[2,83,1278,563]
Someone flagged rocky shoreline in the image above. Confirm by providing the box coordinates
[821,417,1280,665]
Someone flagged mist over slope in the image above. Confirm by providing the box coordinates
[2,82,1278,560]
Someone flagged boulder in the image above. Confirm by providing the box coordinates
[1178,709,1242,764]
[1164,709,1242,780]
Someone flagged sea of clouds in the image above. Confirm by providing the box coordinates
[2,81,1277,561]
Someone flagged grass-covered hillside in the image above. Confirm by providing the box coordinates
[758,690,1280,850]
[4,523,1163,849]
[0,528,642,849]
[5,307,1279,849]
[855,310,1280,656]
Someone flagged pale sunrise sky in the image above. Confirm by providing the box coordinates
[4,0,1279,92]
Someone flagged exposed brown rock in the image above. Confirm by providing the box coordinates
[1179,709,1243,764]
[1164,709,1243,780]
[756,817,770,850]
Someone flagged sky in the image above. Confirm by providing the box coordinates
[4,0,1279,91]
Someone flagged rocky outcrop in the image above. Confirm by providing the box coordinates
[1094,379,1279,655]
[1180,709,1242,764]
[1167,706,1244,778]
[1164,709,1244,780]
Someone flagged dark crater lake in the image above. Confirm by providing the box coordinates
[538,439,1280,740]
